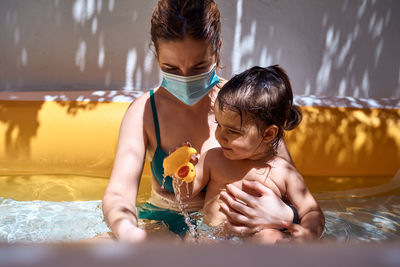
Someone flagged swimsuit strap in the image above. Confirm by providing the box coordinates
[149,89,161,146]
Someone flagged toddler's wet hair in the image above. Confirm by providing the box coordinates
[217,65,302,150]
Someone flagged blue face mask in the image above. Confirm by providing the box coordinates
[160,64,220,106]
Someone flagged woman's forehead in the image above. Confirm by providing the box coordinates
[157,38,214,66]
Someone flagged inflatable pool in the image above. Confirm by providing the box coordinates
[0,90,399,243]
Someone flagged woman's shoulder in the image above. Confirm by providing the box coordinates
[127,90,150,107]
[124,89,157,123]
[124,87,177,128]
[126,88,165,113]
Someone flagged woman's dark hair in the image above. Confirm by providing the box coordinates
[217,65,302,151]
[151,0,221,67]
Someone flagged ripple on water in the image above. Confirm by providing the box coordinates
[320,196,400,243]
[0,195,399,243]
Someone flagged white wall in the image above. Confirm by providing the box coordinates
[1,0,399,98]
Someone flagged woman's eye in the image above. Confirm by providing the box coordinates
[190,66,209,74]
[228,130,239,135]
[166,68,176,72]
[163,67,177,73]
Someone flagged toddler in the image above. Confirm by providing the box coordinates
[183,65,324,243]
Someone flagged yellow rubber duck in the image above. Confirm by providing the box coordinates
[163,145,198,183]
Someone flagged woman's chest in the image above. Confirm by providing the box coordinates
[153,107,219,153]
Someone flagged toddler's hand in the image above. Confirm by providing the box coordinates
[281,221,313,243]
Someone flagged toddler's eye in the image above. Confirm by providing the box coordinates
[228,130,240,135]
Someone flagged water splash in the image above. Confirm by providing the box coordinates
[172,177,198,240]
[160,175,166,190]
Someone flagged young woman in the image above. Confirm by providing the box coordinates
[101,0,298,242]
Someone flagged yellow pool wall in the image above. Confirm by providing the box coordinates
[0,96,399,201]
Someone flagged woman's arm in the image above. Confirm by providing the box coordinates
[102,94,149,242]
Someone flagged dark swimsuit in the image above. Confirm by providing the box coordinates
[149,89,175,193]
[148,89,206,193]
[137,90,196,237]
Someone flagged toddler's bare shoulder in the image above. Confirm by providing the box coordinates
[202,148,227,166]
[272,157,303,182]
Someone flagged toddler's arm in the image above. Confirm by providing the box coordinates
[284,168,325,240]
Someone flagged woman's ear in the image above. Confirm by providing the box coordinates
[263,125,279,143]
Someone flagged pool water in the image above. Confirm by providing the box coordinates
[0,197,108,242]
[0,175,399,243]
[320,196,400,243]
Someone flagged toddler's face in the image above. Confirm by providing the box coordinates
[214,104,266,160]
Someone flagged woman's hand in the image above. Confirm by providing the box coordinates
[219,180,294,236]
[280,221,313,243]
[116,219,147,243]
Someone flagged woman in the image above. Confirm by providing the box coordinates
[102,0,297,242]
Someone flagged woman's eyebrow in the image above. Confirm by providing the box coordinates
[161,63,177,68]
[192,61,209,67]
[162,60,210,69]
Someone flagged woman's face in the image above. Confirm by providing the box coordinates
[157,38,217,76]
